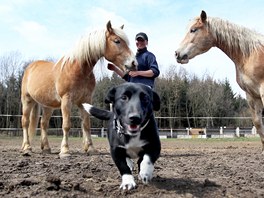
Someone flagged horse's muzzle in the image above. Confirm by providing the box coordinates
[125,60,138,71]
[175,51,189,64]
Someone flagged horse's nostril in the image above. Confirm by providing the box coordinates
[182,54,188,60]
[175,51,178,57]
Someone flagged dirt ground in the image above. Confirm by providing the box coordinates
[0,136,264,198]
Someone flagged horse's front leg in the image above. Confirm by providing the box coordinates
[40,107,53,154]
[247,94,264,154]
[79,106,97,154]
[60,97,72,158]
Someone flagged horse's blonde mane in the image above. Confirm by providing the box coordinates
[61,25,129,68]
[206,17,264,58]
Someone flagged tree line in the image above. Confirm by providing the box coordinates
[0,52,251,130]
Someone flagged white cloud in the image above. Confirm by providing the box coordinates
[14,21,48,42]
[0,4,12,14]
[0,0,263,98]
[84,7,129,30]
[0,4,15,24]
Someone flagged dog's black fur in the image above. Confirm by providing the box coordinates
[83,82,161,190]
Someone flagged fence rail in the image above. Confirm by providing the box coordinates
[0,126,258,139]
[0,114,259,138]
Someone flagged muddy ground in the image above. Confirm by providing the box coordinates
[0,136,264,198]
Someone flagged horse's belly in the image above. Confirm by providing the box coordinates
[32,93,61,108]
[27,79,61,108]
[29,88,61,108]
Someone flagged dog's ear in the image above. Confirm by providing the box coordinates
[152,91,161,111]
[105,86,116,104]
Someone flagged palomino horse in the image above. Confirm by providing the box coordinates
[21,21,137,158]
[175,10,264,153]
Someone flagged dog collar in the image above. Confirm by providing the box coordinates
[114,118,125,135]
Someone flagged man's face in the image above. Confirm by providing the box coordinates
[136,38,147,49]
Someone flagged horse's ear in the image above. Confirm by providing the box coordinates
[105,87,116,104]
[200,10,207,23]
[106,21,113,33]
[152,91,161,111]
[120,24,124,29]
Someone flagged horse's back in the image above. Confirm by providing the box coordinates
[22,60,55,91]
[24,60,54,75]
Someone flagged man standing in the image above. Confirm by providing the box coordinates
[108,32,160,89]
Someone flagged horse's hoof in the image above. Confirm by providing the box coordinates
[59,153,71,159]
[22,149,32,156]
[21,144,32,152]
[42,148,51,154]
[87,148,98,155]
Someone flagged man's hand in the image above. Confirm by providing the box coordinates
[128,71,139,77]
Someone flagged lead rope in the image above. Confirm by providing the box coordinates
[140,119,150,131]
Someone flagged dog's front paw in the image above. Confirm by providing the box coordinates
[139,155,154,184]
[139,169,153,184]
[120,174,136,190]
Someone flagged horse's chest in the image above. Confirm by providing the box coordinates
[238,73,260,97]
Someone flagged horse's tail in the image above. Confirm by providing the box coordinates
[28,103,40,143]
[82,103,112,120]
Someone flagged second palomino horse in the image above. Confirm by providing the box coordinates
[175,10,264,153]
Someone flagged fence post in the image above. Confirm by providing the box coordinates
[252,126,256,135]
[186,128,190,136]
[220,127,223,135]
[101,127,105,137]
[170,128,173,138]
[236,127,240,137]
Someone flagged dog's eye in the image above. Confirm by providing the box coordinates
[121,95,129,101]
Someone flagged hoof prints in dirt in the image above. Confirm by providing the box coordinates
[1,138,264,197]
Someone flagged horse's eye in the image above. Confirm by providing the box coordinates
[114,39,121,44]
[190,28,197,33]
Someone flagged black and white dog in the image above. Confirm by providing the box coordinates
[83,82,161,190]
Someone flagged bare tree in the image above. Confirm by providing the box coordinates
[0,51,25,127]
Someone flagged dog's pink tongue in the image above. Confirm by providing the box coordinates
[129,124,139,131]
[130,125,137,129]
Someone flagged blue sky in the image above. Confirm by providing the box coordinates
[1,0,264,97]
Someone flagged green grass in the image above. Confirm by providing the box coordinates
[161,136,260,142]
[0,135,260,143]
